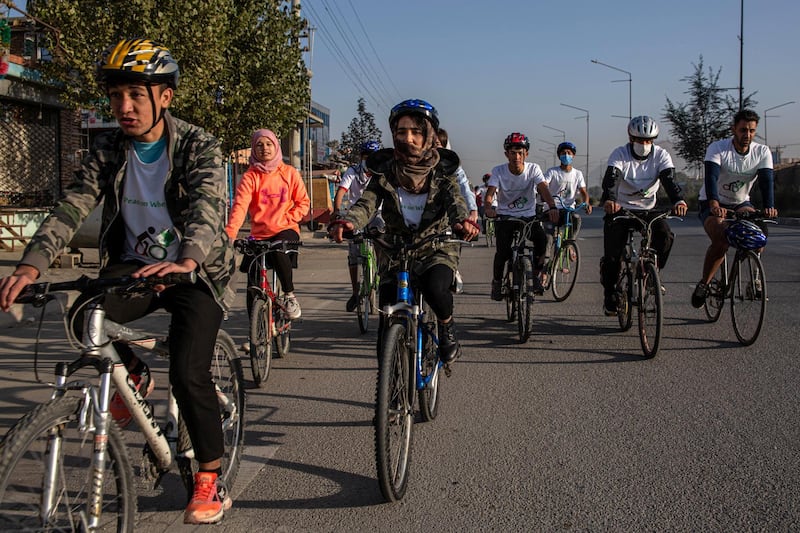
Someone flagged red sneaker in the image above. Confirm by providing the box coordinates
[184,471,232,524]
[109,365,154,428]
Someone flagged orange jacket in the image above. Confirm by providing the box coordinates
[225,162,310,239]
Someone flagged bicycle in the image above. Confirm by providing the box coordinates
[0,273,245,531]
[703,211,776,345]
[612,209,680,358]
[234,238,300,387]
[541,201,586,302]
[351,231,380,334]
[498,216,540,343]
[483,216,495,247]
[372,231,468,502]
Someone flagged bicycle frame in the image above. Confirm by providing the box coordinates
[357,235,378,298]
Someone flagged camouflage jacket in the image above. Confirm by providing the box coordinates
[345,148,468,277]
[20,111,237,310]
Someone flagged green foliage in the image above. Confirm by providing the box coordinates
[28,0,310,153]
[339,97,382,164]
[663,55,757,171]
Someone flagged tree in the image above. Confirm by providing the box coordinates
[663,55,757,172]
[28,0,310,154]
[339,97,382,164]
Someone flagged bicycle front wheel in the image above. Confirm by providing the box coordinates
[516,256,534,343]
[249,297,273,387]
[273,287,292,358]
[617,263,633,332]
[703,262,726,323]
[552,241,580,302]
[637,262,663,358]
[730,250,766,346]
[485,220,494,247]
[418,305,441,422]
[357,261,371,334]
[504,264,517,322]
[0,396,136,532]
[375,322,413,502]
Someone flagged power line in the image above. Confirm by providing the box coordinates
[346,0,401,100]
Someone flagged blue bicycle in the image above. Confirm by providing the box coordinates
[542,201,586,302]
[371,231,467,502]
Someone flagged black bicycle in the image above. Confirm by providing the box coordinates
[499,216,540,343]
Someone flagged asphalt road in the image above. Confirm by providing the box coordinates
[0,212,798,531]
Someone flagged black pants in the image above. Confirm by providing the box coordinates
[69,262,224,463]
[379,263,454,321]
[240,228,299,315]
[600,213,674,293]
[492,218,547,281]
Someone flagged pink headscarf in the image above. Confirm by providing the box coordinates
[248,129,283,173]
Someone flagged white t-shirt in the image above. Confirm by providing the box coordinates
[120,147,180,263]
[478,185,497,207]
[700,138,773,205]
[542,166,586,208]
[339,162,371,204]
[606,144,674,210]
[487,162,545,217]
[397,188,428,228]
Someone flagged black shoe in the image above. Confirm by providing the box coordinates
[603,293,617,316]
[691,282,708,309]
[532,275,545,296]
[438,321,461,363]
[490,280,502,301]
[346,294,358,312]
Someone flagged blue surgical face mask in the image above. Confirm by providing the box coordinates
[559,154,573,166]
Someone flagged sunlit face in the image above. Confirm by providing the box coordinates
[505,147,528,174]
[253,136,277,162]
[108,82,172,142]
[732,119,758,152]
[393,115,426,152]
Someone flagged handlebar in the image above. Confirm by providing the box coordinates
[233,239,303,256]
[15,272,197,305]
[725,210,778,224]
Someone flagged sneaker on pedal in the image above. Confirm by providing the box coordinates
[284,296,302,320]
[184,471,232,524]
[603,293,617,316]
[439,321,461,363]
[490,279,502,301]
[691,282,708,308]
[346,294,358,312]
[532,275,545,295]
[109,363,154,428]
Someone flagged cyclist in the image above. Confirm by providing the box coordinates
[600,115,687,316]
[328,98,479,363]
[690,109,777,308]
[0,39,237,524]
[479,172,497,232]
[225,128,310,320]
[333,140,383,312]
[541,141,592,235]
[484,132,560,301]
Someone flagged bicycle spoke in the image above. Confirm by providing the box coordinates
[730,251,766,346]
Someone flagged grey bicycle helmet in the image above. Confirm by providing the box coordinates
[627,116,659,139]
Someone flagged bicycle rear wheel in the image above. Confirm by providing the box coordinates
[418,304,441,422]
[249,297,272,387]
[375,322,413,502]
[516,256,534,343]
[552,241,580,302]
[485,220,494,247]
[357,260,371,334]
[730,250,766,346]
[0,396,136,532]
[637,262,663,358]
[703,262,726,322]
[616,263,633,331]
[273,287,292,358]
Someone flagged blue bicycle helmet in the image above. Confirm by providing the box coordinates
[725,220,767,250]
[557,141,577,154]
[389,99,439,130]
[360,140,380,154]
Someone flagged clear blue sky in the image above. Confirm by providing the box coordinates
[303,0,799,187]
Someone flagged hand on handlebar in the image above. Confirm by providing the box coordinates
[328,219,354,243]
[131,258,198,293]
[547,208,560,223]
[603,200,621,214]
[672,202,688,217]
[453,218,480,241]
[0,265,39,312]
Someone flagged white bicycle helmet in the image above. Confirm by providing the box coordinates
[627,116,659,139]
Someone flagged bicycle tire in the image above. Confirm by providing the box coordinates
[273,286,292,358]
[0,396,136,532]
[357,260,371,334]
[517,256,534,343]
[703,260,726,323]
[637,262,663,358]
[504,265,516,322]
[418,303,440,422]
[552,241,580,302]
[249,297,273,387]
[617,263,633,331]
[485,220,494,247]
[374,322,413,502]
[730,250,766,346]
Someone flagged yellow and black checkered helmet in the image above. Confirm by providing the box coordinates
[97,39,179,89]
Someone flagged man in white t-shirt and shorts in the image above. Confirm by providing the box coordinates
[484,132,559,301]
[690,109,777,308]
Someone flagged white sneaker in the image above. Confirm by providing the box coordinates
[284,296,301,320]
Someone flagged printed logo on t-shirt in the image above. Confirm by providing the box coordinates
[133,226,177,261]
[722,180,748,193]
[260,187,288,203]
[508,196,529,210]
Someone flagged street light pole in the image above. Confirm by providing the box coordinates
[542,124,566,142]
[763,101,795,147]
[560,103,590,182]
[591,59,632,119]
